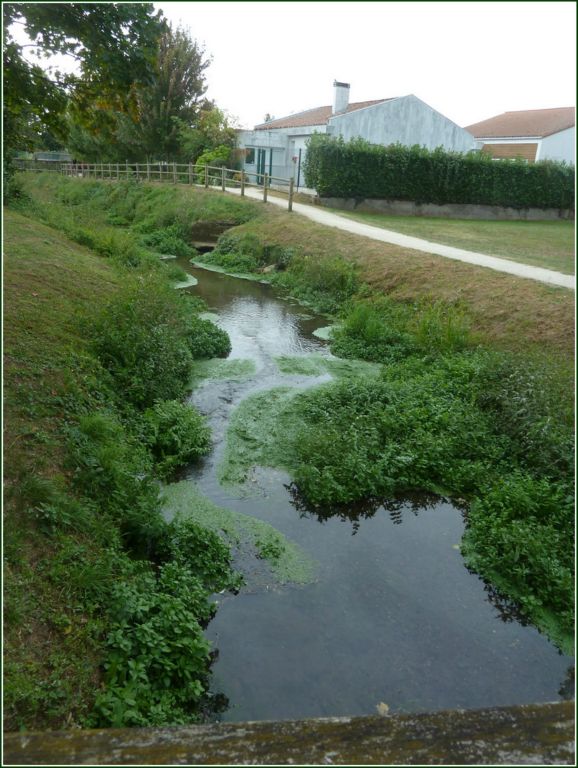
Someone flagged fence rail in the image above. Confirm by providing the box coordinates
[57,161,296,211]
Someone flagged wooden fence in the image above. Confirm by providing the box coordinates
[59,161,296,211]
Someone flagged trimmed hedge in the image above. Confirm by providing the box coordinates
[303,135,575,211]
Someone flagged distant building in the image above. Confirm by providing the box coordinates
[236,81,477,187]
[465,107,575,164]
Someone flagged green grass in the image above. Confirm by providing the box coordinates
[332,211,576,274]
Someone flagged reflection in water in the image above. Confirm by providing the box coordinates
[558,666,575,700]
[288,484,444,533]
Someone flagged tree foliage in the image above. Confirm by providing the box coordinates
[3,2,163,152]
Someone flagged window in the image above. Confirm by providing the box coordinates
[245,148,255,165]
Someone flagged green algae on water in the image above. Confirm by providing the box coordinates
[161,480,316,585]
[190,260,265,283]
[312,324,340,340]
[275,354,382,380]
[173,274,198,289]
[190,358,257,388]
[218,386,303,490]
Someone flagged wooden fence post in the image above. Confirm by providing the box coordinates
[125,160,129,180]
[204,165,209,188]
[116,163,119,180]
[288,177,294,212]
[147,162,150,182]
[240,171,245,197]
[173,162,177,184]
[221,167,226,192]
[263,173,268,203]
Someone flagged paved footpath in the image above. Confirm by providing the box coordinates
[226,187,575,290]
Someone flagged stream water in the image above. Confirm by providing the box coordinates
[173,258,573,723]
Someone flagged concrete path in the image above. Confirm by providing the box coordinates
[227,187,575,290]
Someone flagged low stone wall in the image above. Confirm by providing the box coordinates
[320,197,575,221]
[3,701,575,765]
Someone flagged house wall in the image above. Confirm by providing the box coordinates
[537,126,575,164]
[237,126,326,183]
[327,95,477,153]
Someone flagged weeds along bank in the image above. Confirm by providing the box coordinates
[5,175,574,731]
[3,183,255,730]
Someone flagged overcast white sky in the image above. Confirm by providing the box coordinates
[156,0,576,129]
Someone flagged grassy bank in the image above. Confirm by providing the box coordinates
[331,212,575,275]
[3,207,236,729]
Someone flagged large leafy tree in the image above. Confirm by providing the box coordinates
[117,24,212,161]
[3,2,164,153]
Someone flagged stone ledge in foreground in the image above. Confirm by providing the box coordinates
[3,700,575,765]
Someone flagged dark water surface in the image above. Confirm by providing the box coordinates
[178,262,573,723]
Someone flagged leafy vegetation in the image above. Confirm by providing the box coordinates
[3,3,162,156]
[304,134,575,210]
[144,400,211,479]
[3,205,245,730]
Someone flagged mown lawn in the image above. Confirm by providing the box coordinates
[329,211,576,275]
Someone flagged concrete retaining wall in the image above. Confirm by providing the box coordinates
[3,701,574,765]
[320,196,575,221]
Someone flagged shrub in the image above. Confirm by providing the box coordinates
[144,400,211,478]
[304,135,575,210]
[139,224,195,257]
[91,562,214,727]
[186,315,231,359]
[272,253,359,313]
[88,279,198,409]
[67,413,164,556]
[462,473,574,636]
[163,517,242,593]
[331,299,416,362]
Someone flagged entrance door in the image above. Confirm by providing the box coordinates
[257,149,267,183]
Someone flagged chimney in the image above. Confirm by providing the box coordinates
[332,80,350,115]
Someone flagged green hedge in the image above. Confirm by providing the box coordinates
[303,135,575,210]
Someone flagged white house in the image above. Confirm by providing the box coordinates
[237,81,478,187]
[465,107,575,165]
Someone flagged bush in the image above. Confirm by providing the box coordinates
[91,562,214,727]
[304,135,575,210]
[163,517,242,593]
[331,299,416,362]
[139,224,195,257]
[87,279,220,409]
[67,413,164,556]
[186,315,231,359]
[462,473,574,636]
[272,252,359,313]
[144,400,211,478]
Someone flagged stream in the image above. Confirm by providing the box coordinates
[170,258,573,723]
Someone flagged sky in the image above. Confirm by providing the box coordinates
[156,0,576,129]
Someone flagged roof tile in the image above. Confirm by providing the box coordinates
[465,107,575,139]
[254,99,393,130]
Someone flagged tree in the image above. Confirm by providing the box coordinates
[114,24,211,161]
[177,106,237,163]
[3,2,164,153]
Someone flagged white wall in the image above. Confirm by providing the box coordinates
[537,126,575,164]
[237,127,325,183]
[236,95,478,184]
[327,95,477,153]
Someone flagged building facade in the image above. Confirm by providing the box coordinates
[237,82,478,187]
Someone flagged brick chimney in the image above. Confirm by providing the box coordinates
[332,81,350,115]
